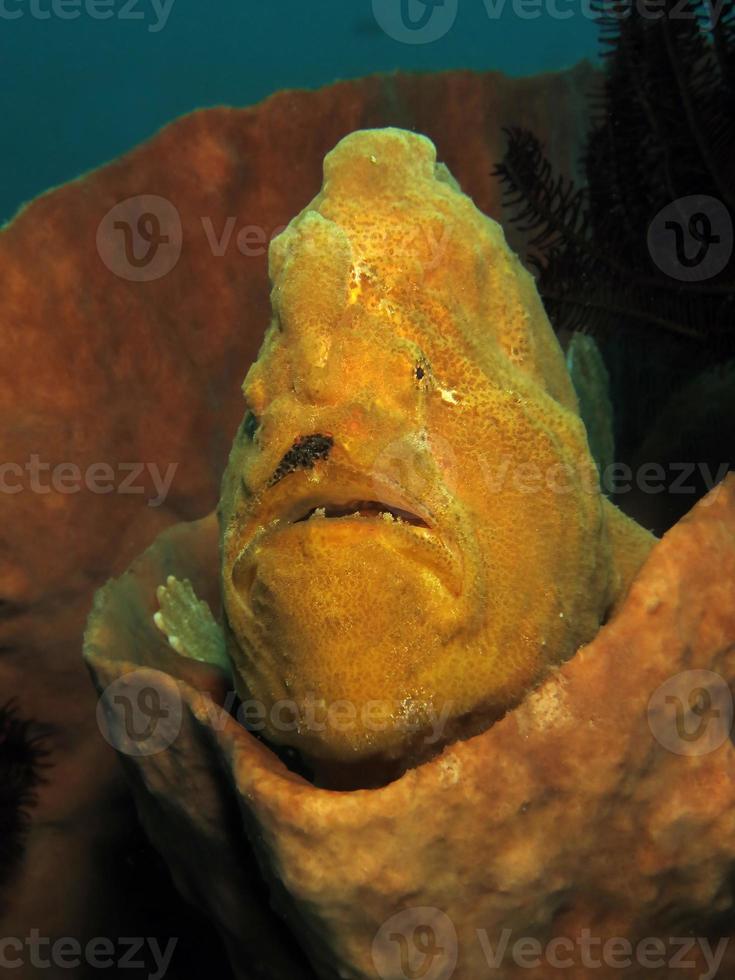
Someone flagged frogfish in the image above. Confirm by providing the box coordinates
[158,128,654,788]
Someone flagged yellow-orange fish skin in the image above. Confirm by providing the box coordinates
[219,128,654,774]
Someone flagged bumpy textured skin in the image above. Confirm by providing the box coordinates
[84,478,735,980]
[219,128,654,769]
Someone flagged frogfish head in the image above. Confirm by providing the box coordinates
[219,128,618,785]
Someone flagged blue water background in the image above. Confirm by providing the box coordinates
[0,0,598,224]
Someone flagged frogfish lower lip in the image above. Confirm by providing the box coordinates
[292,499,430,527]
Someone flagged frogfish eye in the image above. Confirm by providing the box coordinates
[414,358,430,387]
[242,410,259,440]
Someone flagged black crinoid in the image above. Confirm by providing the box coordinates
[494,0,735,531]
[0,700,49,909]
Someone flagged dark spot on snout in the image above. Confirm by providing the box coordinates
[268,433,334,486]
